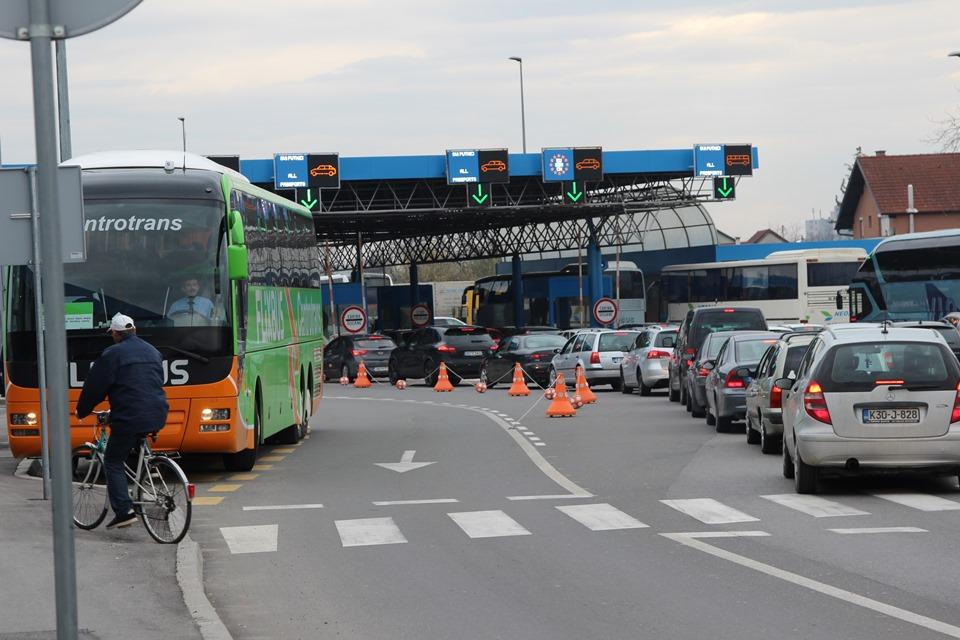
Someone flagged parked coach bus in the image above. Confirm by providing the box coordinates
[847,230,960,322]
[661,248,866,324]
[3,151,324,471]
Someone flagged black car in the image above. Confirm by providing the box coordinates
[669,307,768,404]
[389,326,495,385]
[481,333,568,388]
[892,321,960,362]
[323,334,397,381]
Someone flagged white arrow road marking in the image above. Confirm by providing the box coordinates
[872,492,960,512]
[448,510,532,538]
[220,525,278,554]
[761,494,869,518]
[374,450,437,473]
[336,517,408,547]
[660,498,760,524]
[662,531,960,638]
[557,503,649,531]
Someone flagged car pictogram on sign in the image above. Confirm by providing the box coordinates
[725,154,751,167]
[309,164,338,177]
[575,158,600,170]
[480,160,507,173]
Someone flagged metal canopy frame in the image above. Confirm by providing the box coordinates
[290,174,729,270]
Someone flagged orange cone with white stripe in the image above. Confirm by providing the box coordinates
[546,373,576,417]
[575,366,597,404]
[507,363,531,396]
[354,362,372,388]
[434,362,454,392]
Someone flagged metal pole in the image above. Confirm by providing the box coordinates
[27,1,78,636]
[324,243,337,337]
[356,232,367,326]
[577,231,584,328]
[55,40,71,161]
[615,243,622,326]
[28,168,52,500]
[509,57,527,153]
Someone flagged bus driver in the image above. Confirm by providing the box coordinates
[167,276,214,322]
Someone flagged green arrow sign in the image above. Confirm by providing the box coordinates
[472,184,489,205]
[300,188,318,210]
[717,178,733,197]
[566,181,583,202]
[713,177,735,200]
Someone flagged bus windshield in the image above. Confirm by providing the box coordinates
[875,245,960,318]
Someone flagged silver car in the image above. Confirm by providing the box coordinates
[620,326,678,395]
[744,332,817,454]
[704,332,781,432]
[550,329,640,391]
[779,325,960,494]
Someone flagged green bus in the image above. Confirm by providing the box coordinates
[4,151,324,471]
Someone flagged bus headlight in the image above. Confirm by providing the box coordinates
[11,412,38,426]
[200,408,230,421]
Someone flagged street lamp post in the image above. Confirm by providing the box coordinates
[508,56,527,153]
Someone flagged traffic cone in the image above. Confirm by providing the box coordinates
[396,379,407,390]
[354,362,372,388]
[546,373,576,417]
[434,362,454,392]
[507,363,531,397]
[475,381,487,393]
[575,366,597,404]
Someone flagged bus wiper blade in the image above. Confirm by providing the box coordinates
[156,345,210,364]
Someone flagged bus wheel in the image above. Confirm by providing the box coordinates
[224,398,260,472]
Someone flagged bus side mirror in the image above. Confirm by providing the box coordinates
[836,290,843,310]
[229,210,245,245]
[227,245,248,280]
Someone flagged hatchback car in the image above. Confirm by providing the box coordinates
[550,329,639,390]
[744,331,818,454]
[323,334,397,381]
[620,326,678,395]
[481,333,568,388]
[704,332,781,431]
[779,325,960,493]
[388,326,494,385]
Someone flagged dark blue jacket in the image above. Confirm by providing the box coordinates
[76,334,169,433]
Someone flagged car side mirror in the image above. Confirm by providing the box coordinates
[554,348,561,354]
[773,377,793,391]
[701,361,715,371]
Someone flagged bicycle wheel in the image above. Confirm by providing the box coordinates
[137,457,192,544]
[71,446,109,530]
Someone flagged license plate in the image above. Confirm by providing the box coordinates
[464,351,483,357]
[372,367,387,372]
[862,408,921,424]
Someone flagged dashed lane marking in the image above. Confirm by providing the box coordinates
[209,484,242,493]
[252,464,274,471]
[660,498,760,524]
[507,494,593,501]
[829,527,928,535]
[271,448,296,454]
[448,510,532,539]
[557,503,649,531]
[193,496,224,506]
[259,456,286,463]
[230,474,259,481]
[336,517,408,547]
[372,499,460,506]
[243,503,324,511]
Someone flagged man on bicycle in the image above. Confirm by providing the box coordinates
[76,313,169,529]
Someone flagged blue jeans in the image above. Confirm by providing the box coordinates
[104,428,150,516]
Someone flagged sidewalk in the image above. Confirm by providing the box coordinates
[0,406,203,640]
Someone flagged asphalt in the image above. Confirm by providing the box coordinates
[0,401,203,640]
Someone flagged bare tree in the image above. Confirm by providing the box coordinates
[928,109,960,152]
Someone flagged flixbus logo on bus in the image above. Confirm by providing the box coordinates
[69,360,189,388]
[254,288,288,343]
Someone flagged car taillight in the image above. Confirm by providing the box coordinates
[684,347,696,356]
[351,349,368,357]
[803,381,831,424]
[951,382,960,423]
[770,385,782,409]
[590,351,601,364]
[647,350,670,360]
[724,370,745,389]
[437,344,456,353]
[531,353,541,360]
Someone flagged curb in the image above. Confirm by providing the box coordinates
[177,533,233,640]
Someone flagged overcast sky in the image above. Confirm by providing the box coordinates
[2,0,959,239]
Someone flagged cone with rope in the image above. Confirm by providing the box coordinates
[507,362,531,396]
[433,362,454,392]
[575,366,597,404]
[354,362,372,388]
[546,373,577,417]
[396,379,407,390]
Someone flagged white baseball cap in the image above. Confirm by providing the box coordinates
[108,313,136,333]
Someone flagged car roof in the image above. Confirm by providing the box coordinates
[727,331,781,342]
[822,325,949,344]
[691,306,763,317]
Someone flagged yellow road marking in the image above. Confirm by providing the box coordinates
[259,455,286,462]
[253,464,274,471]
[272,448,296,453]
[192,496,224,506]
[209,484,242,493]
[189,473,225,483]
[230,473,259,481]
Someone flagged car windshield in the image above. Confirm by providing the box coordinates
[442,327,494,347]
[735,338,779,362]
[523,335,567,350]
[598,332,639,352]
[654,330,677,347]
[356,338,396,349]
[821,341,957,390]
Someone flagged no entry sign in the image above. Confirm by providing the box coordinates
[410,303,431,328]
[340,305,367,334]
[592,297,619,326]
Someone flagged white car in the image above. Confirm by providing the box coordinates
[778,324,960,493]
[620,325,678,395]
[550,329,639,390]
[432,316,466,327]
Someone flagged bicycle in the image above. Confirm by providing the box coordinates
[71,411,194,544]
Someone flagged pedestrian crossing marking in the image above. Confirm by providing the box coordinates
[872,493,960,512]
[557,503,649,531]
[448,510,532,539]
[761,494,869,518]
[660,498,760,524]
[220,524,278,554]
[336,517,408,547]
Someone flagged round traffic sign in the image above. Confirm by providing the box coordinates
[340,305,367,334]
[410,303,431,328]
[592,297,619,326]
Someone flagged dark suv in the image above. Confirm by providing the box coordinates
[669,307,767,404]
[323,334,397,382]
[388,326,495,386]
